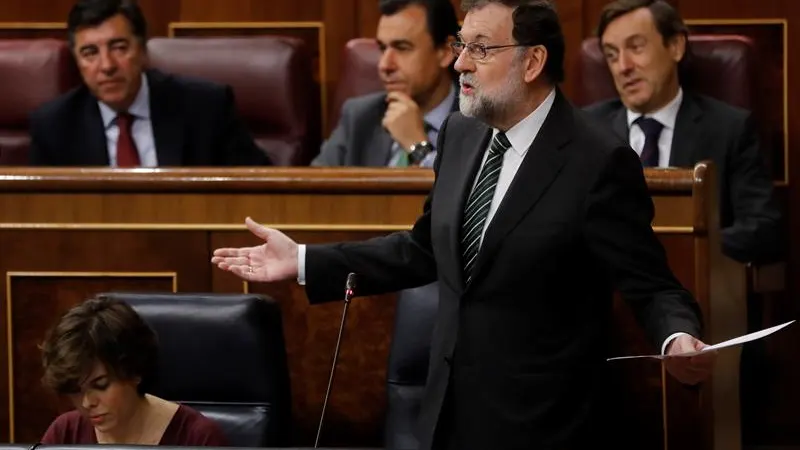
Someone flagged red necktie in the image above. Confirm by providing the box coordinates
[116,112,140,167]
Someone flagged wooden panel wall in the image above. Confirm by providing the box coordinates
[0,1,793,167]
[1,0,799,446]
[0,167,739,450]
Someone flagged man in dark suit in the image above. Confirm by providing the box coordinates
[213,1,713,448]
[311,0,459,168]
[29,0,269,167]
[584,0,781,264]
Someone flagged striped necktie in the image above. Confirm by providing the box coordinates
[460,132,511,283]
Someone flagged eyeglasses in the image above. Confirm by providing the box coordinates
[450,41,535,61]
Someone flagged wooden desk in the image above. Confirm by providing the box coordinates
[0,165,745,449]
[616,163,747,450]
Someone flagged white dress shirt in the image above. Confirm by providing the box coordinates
[469,88,556,246]
[299,87,684,354]
[97,73,158,167]
[299,88,557,285]
[626,88,683,167]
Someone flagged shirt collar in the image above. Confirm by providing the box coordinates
[495,87,556,157]
[98,72,151,128]
[423,82,457,132]
[626,87,683,130]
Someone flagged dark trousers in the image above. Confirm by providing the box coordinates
[431,379,457,450]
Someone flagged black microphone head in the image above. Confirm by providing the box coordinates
[346,273,357,291]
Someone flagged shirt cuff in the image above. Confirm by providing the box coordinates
[297,244,306,285]
[420,151,437,168]
[661,332,689,355]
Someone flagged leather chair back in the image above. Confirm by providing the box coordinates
[103,292,292,447]
[384,282,439,450]
[146,36,321,166]
[0,39,81,165]
[575,34,756,110]
[330,38,384,128]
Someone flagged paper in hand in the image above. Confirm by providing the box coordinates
[606,320,795,362]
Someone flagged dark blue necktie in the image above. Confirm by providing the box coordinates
[634,116,663,167]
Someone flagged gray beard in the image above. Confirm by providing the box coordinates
[458,66,524,126]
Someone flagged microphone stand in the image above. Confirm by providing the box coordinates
[314,273,357,448]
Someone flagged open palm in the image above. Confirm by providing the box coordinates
[211,217,299,282]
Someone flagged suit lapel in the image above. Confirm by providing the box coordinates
[466,91,572,287]
[669,94,702,167]
[367,128,394,166]
[80,92,111,165]
[362,98,394,166]
[611,106,628,143]
[147,70,185,166]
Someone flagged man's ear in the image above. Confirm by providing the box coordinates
[140,46,150,69]
[667,33,687,63]
[523,45,547,83]
[438,35,456,68]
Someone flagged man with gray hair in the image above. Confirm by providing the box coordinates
[213,1,714,448]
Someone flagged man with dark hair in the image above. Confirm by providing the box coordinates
[29,0,270,167]
[311,0,460,167]
[214,1,713,448]
[585,0,782,264]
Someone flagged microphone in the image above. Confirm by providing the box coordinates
[314,272,358,448]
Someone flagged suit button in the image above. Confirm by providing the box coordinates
[444,356,453,366]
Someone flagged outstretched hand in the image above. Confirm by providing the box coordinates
[211,217,299,282]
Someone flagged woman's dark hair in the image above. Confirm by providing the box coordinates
[40,296,158,396]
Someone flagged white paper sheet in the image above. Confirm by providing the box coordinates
[606,320,795,362]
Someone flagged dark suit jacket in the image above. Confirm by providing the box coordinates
[311,90,459,166]
[304,89,702,449]
[584,92,782,264]
[29,69,270,166]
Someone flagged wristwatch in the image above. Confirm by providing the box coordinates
[408,141,434,165]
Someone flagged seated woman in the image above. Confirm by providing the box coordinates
[39,296,229,446]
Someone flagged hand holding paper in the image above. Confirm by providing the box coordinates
[608,320,796,361]
[663,334,715,385]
